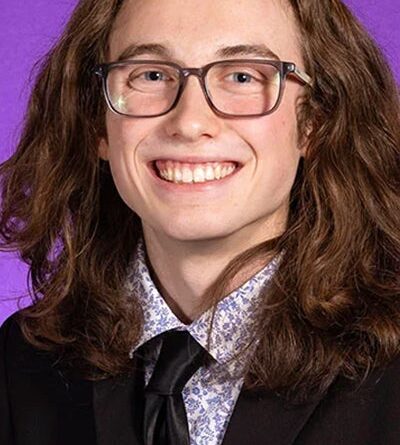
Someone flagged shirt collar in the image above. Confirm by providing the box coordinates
[124,235,281,379]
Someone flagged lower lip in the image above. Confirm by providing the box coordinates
[147,162,243,194]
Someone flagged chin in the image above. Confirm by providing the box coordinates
[160,223,238,243]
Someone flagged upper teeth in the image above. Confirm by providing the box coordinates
[155,160,238,184]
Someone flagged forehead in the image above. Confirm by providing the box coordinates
[109,0,303,65]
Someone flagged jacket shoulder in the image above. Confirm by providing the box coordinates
[0,310,24,445]
[0,310,39,360]
[1,311,97,445]
[298,353,400,444]
[1,310,22,333]
[0,311,25,354]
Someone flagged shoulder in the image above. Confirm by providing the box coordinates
[0,310,59,374]
[0,311,23,350]
[321,352,400,414]
[297,356,400,443]
[368,352,400,403]
[1,311,29,367]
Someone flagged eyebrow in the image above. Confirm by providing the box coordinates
[116,43,281,63]
[217,44,280,61]
[116,44,171,62]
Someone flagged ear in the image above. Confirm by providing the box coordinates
[98,138,109,161]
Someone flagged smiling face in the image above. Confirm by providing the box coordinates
[99,0,308,244]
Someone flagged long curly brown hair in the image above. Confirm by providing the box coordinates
[0,0,399,402]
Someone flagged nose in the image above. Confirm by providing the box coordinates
[162,74,222,142]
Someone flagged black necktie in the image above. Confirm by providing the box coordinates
[143,330,210,445]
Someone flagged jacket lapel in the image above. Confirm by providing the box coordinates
[221,386,323,445]
[93,353,145,445]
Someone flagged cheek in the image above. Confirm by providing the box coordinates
[106,121,135,184]
[104,115,148,205]
[234,109,301,199]
[105,113,149,152]
[233,106,300,165]
[105,114,156,181]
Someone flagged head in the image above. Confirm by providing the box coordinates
[0,0,399,401]
[97,0,310,245]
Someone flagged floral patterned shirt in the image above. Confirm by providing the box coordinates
[123,236,281,445]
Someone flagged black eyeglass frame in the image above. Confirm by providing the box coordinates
[94,58,313,119]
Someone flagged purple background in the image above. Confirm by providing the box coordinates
[0,1,399,324]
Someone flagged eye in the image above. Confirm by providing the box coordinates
[125,67,178,91]
[126,67,179,89]
[230,72,256,84]
[128,69,169,82]
[141,70,168,82]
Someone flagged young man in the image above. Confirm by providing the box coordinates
[1,0,399,444]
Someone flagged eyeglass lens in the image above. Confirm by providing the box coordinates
[106,62,281,117]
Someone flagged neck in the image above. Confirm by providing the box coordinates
[141,221,283,324]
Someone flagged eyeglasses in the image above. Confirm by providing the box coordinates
[94,59,313,118]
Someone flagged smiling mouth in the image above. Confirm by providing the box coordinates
[151,160,241,184]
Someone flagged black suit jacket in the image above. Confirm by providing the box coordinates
[1,312,400,445]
